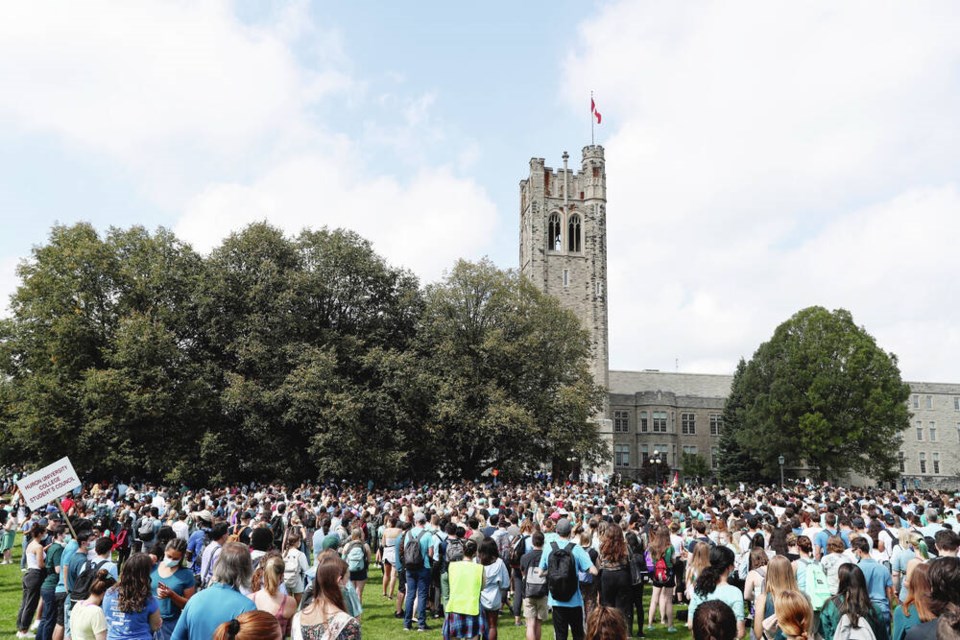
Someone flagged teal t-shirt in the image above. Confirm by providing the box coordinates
[42,543,64,591]
[150,566,195,621]
[689,583,745,622]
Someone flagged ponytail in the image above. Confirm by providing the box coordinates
[695,546,735,597]
[213,611,281,640]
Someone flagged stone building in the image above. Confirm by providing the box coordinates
[519,147,613,463]
[519,146,958,488]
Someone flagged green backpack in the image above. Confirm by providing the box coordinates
[804,562,831,610]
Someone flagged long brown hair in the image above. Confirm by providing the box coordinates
[586,605,628,640]
[903,562,935,622]
[213,610,282,640]
[112,553,152,613]
[308,554,347,613]
[600,526,627,563]
[765,556,798,599]
[648,525,671,561]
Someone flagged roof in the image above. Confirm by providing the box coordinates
[608,370,734,398]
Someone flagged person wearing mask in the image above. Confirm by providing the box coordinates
[150,538,196,640]
[538,518,599,640]
[171,542,257,640]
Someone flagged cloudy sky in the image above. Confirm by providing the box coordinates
[2,1,959,382]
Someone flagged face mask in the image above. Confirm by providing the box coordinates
[63,535,73,544]
[165,558,180,568]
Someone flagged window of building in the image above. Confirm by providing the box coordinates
[929,422,937,442]
[955,397,960,411]
[614,410,629,433]
[926,395,933,409]
[711,447,719,469]
[919,452,927,474]
[596,282,603,297]
[641,445,649,463]
[682,445,697,455]
[681,413,696,435]
[562,269,569,288]
[917,422,923,441]
[567,214,582,253]
[912,395,919,408]
[548,212,562,251]
[899,456,905,473]
[652,411,668,433]
[710,414,722,436]
[615,444,630,467]
[639,411,648,433]
[933,452,940,475]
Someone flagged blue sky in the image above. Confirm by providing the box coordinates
[2,1,959,382]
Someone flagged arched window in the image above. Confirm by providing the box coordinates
[548,212,562,251]
[567,213,582,253]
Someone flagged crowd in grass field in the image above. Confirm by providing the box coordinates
[2,469,959,640]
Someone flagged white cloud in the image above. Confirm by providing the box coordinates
[568,1,960,381]
[0,1,499,290]
[176,152,498,282]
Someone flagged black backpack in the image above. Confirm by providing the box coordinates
[70,560,108,601]
[445,538,465,565]
[510,534,528,569]
[402,530,426,570]
[547,542,578,602]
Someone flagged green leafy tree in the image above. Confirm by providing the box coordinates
[680,452,711,481]
[731,306,910,482]
[718,358,768,483]
[417,259,606,478]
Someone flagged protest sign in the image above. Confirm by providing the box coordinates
[16,457,81,511]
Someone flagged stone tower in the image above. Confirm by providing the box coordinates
[519,146,612,464]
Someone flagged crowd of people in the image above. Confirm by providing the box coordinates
[2,472,959,640]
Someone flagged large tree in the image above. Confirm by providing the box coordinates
[417,259,607,478]
[728,306,910,482]
[717,358,768,484]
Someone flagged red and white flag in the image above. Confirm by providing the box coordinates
[591,97,602,124]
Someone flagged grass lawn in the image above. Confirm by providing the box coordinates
[0,537,692,640]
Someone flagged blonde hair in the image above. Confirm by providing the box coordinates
[765,556,798,598]
[775,590,813,640]
[261,555,284,596]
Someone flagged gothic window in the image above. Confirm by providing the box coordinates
[567,214,582,252]
[548,212,562,251]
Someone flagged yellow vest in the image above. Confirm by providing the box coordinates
[446,560,484,616]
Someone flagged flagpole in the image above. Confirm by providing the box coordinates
[591,91,595,145]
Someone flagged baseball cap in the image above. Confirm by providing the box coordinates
[556,518,573,537]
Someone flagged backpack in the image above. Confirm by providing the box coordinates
[835,613,877,640]
[283,549,303,590]
[510,534,528,569]
[270,514,285,543]
[496,532,514,567]
[803,561,832,610]
[445,538,465,565]
[138,517,155,541]
[70,560,108,601]
[546,542,578,602]
[345,542,365,572]
[654,556,670,584]
[645,549,655,573]
[524,561,548,598]
[402,530,426,571]
[112,529,130,552]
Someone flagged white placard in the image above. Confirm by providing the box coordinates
[16,457,81,511]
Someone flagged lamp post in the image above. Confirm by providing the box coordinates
[653,449,662,487]
[778,454,785,487]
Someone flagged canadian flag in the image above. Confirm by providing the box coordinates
[591,97,602,124]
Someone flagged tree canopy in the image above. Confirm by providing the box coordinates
[718,306,910,483]
[0,222,606,484]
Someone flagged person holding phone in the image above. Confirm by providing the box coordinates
[151,539,195,640]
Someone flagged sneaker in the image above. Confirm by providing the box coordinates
[402,627,412,632]
[646,626,655,632]
[667,626,678,633]
[418,626,430,632]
